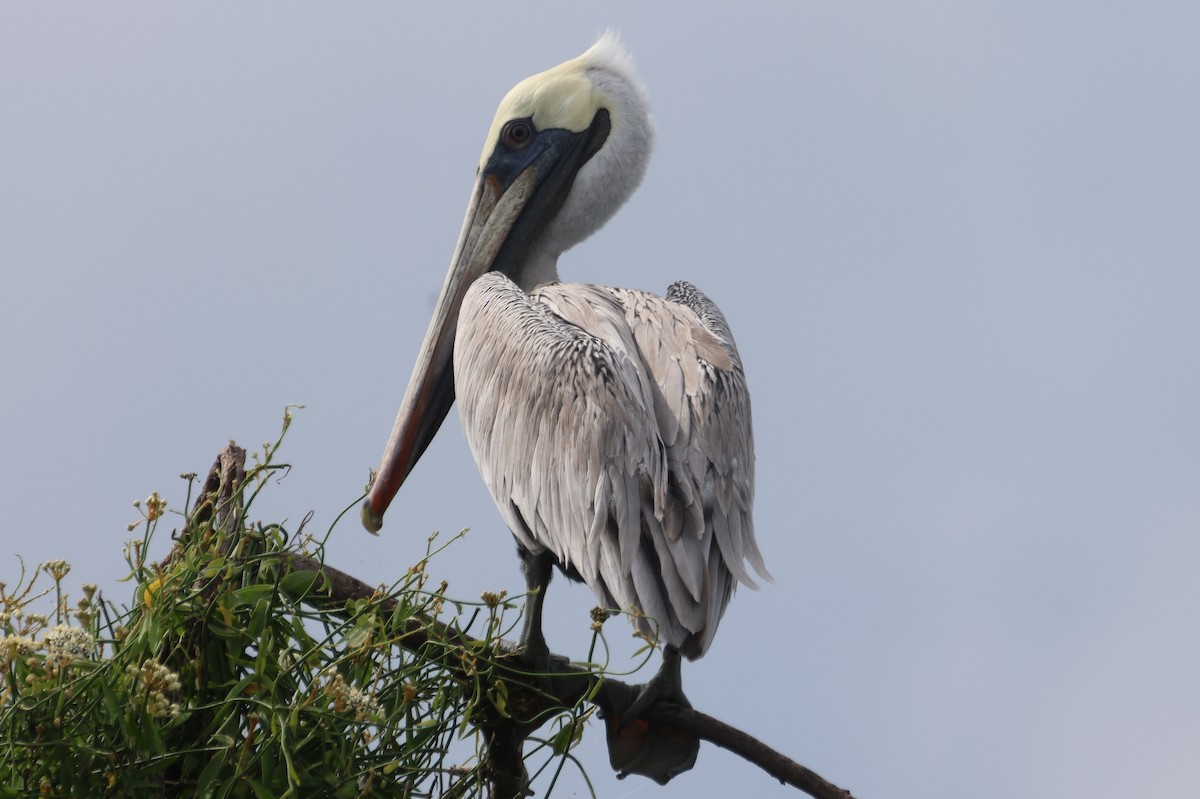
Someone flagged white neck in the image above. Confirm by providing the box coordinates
[515,52,654,293]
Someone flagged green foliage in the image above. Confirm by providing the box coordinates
[0,414,606,798]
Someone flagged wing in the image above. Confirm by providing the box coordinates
[454,272,769,658]
[659,279,771,589]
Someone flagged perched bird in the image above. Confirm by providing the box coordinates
[363,32,771,782]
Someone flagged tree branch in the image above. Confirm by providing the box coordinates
[287,552,855,799]
[176,443,856,799]
[647,704,853,797]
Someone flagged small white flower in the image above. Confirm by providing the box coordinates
[41,624,93,661]
[0,634,36,659]
[129,659,184,719]
[42,560,71,581]
[325,671,381,720]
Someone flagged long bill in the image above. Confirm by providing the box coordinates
[361,168,538,533]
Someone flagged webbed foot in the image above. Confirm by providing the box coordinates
[601,647,699,784]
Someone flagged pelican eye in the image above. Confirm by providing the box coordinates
[500,118,534,150]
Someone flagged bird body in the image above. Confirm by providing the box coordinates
[455,274,768,658]
[363,31,770,781]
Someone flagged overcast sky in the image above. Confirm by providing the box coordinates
[3,3,1198,797]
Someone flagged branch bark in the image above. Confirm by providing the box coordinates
[646,704,854,797]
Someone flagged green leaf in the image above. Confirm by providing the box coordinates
[229,584,274,609]
[549,720,577,755]
[247,596,271,639]
[194,752,227,799]
[345,618,374,650]
[279,569,322,597]
[487,679,510,717]
[246,777,275,799]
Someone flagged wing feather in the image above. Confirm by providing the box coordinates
[454,273,769,659]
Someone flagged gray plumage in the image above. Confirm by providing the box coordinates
[455,273,771,659]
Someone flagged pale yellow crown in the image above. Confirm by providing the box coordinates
[479,31,644,169]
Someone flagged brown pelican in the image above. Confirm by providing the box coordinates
[363,32,771,780]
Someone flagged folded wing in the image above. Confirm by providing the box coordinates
[454,272,770,658]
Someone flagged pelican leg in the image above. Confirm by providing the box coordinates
[620,645,690,725]
[516,547,554,674]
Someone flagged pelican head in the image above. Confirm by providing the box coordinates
[364,32,655,532]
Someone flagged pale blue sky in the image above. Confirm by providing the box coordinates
[3,4,1198,797]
